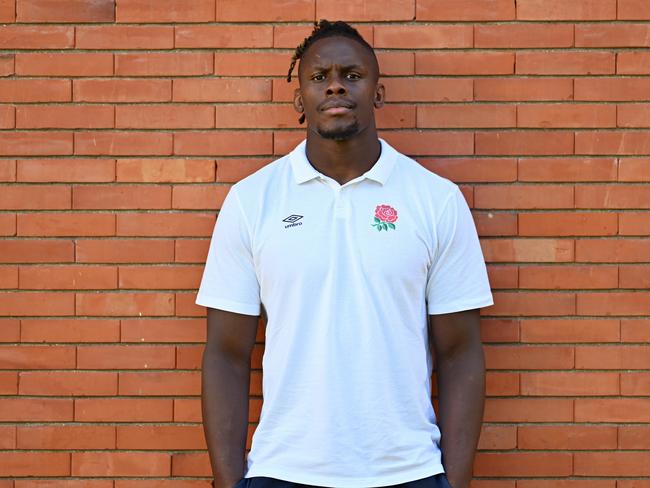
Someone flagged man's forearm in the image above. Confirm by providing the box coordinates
[202,351,251,488]
[436,342,485,488]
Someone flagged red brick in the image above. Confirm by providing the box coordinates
[0,25,74,49]
[381,131,473,156]
[76,238,174,263]
[0,344,75,369]
[0,239,73,263]
[115,52,212,76]
[0,132,72,157]
[173,78,271,102]
[16,105,114,130]
[174,239,209,263]
[577,398,650,422]
[21,318,120,342]
[72,451,171,477]
[116,0,213,22]
[518,103,615,128]
[518,157,617,182]
[0,452,70,477]
[76,292,174,317]
[475,214,518,237]
[577,23,650,47]
[518,51,614,75]
[118,371,200,396]
[481,238,574,263]
[621,319,650,342]
[617,52,650,75]
[121,318,205,343]
[475,78,573,101]
[517,0,615,19]
[0,424,15,448]
[216,0,314,21]
[578,292,650,315]
[475,185,573,209]
[0,265,17,287]
[75,398,173,421]
[0,397,73,421]
[485,371,519,396]
[485,344,574,370]
[418,104,515,129]
[619,425,650,448]
[114,482,211,488]
[74,79,171,103]
[117,424,205,450]
[576,130,650,155]
[576,345,650,369]
[476,131,574,156]
[522,372,619,396]
[376,104,416,129]
[620,213,650,236]
[416,51,513,75]
[0,159,16,182]
[484,398,574,422]
[620,264,650,287]
[0,292,75,316]
[175,293,205,318]
[171,452,210,476]
[487,292,575,316]
[0,214,16,237]
[17,213,115,237]
[19,265,117,290]
[116,159,214,183]
[621,372,650,396]
[75,131,173,157]
[214,51,290,77]
[0,0,15,21]
[519,212,617,236]
[576,78,650,101]
[521,318,619,343]
[176,24,272,48]
[417,0,514,20]
[519,264,618,289]
[174,131,272,156]
[117,105,213,130]
[383,78,472,102]
[575,452,650,477]
[475,23,573,48]
[618,104,650,127]
[476,452,573,477]
[618,158,650,184]
[76,25,174,49]
[518,425,617,450]
[216,158,270,183]
[317,0,413,20]
[575,185,650,208]
[17,159,115,183]
[17,425,115,449]
[375,25,471,48]
[0,371,17,394]
[420,158,517,183]
[174,398,201,422]
[0,79,70,103]
[78,345,174,370]
[72,184,170,210]
[618,0,650,19]
[119,265,202,290]
[172,184,229,210]
[17,0,114,22]
[0,104,14,128]
[19,371,117,396]
[117,212,214,237]
[15,52,113,77]
[214,103,298,129]
[577,238,650,262]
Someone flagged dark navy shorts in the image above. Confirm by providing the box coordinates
[232,473,453,488]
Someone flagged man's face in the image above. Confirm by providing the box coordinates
[295,36,384,141]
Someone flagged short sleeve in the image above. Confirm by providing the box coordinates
[426,187,493,315]
[195,187,261,316]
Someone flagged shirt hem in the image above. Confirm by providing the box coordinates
[244,464,445,488]
[195,293,260,316]
[427,295,494,315]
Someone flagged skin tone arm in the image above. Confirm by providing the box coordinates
[428,309,486,488]
[202,307,259,488]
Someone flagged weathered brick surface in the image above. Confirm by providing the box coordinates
[0,0,648,484]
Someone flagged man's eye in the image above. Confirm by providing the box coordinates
[312,74,325,81]
[346,73,361,80]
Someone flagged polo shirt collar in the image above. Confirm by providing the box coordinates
[289,138,398,186]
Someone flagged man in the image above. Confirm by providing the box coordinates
[198,20,493,488]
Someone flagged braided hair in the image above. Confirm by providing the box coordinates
[287,19,377,124]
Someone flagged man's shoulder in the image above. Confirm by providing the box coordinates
[390,146,459,201]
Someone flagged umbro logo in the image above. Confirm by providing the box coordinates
[283,214,303,228]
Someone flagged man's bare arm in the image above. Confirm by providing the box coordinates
[202,307,259,488]
[428,309,485,488]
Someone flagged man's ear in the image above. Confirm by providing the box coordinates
[293,88,304,114]
[374,83,386,109]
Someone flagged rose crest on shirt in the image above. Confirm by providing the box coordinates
[372,204,398,231]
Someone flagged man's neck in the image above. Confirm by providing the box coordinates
[305,128,381,185]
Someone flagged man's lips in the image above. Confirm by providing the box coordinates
[319,100,355,114]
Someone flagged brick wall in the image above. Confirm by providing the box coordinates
[1,0,649,486]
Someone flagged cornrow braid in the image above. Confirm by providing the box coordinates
[287,19,376,124]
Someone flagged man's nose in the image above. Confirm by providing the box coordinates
[326,75,346,95]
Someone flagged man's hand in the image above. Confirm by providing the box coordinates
[429,309,485,488]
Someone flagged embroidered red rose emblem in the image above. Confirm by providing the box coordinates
[372,204,398,231]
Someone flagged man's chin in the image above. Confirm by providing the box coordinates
[316,122,360,141]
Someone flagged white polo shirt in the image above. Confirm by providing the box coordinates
[197,139,493,488]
